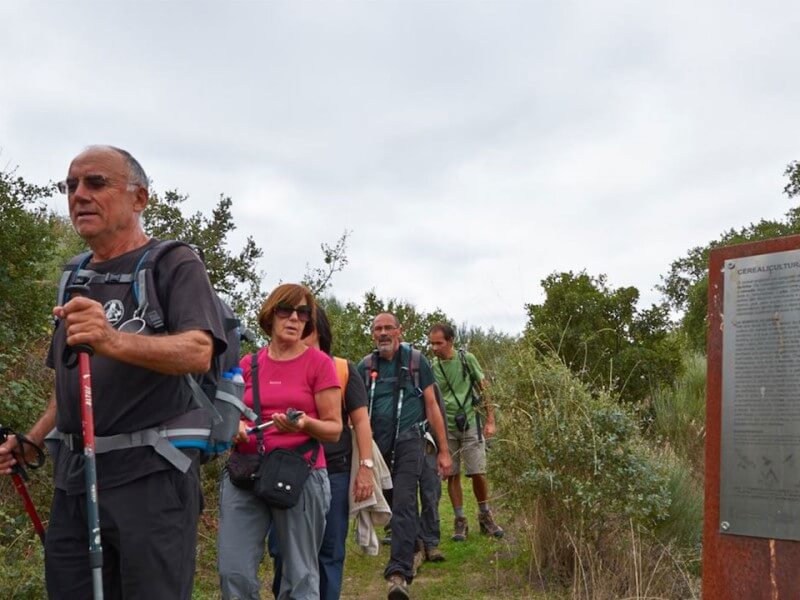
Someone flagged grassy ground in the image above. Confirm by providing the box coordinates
[191,465,551,599]
[339,485,549,600]
[2,463,550,599]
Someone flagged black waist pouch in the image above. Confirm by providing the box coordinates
[227,452,262,490]
[253,441,320,509]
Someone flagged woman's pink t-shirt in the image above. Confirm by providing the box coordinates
[236,346,339,468]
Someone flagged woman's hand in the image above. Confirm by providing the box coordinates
[272,410,306,433]
[353,465,373,502]
[232,421,250,445]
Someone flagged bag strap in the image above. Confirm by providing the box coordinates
[456,350,484,440]
[437,361,469,411]
[458,349,480,388]
[285,437,321,466]
[334,356,349,409]
[251,351,265,454]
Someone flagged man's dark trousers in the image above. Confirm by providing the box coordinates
[418,451,441,550]
[383,434,426,582]
[45,458,202,599]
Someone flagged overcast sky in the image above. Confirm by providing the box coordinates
[1,1,798,334]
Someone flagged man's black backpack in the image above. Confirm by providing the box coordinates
[55,239,256,463]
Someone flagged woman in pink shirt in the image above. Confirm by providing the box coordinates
[218,284,342,600]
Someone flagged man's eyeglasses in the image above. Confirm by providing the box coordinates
[57,175,139,195]
[372,325,398,334]
[274,303,312,322]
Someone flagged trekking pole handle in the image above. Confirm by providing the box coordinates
[245,408,304,435]
[246,419,274,436]
[64,284,95,356]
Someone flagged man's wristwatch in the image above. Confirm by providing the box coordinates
[359,458,374,469]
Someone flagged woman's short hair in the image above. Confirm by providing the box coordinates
[258,283,317,338]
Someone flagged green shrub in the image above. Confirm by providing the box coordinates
[654,449,703,569]
[489,340,699,597]
[492,343,670,531]
[651,352,706,473]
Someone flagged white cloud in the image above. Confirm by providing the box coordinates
[1,1,798,335]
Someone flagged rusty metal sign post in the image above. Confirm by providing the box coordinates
[705,236,800,600]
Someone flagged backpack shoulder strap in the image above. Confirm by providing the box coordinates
[362,351,378,386]
[56,250,93,307]
[409,347,421,389]
[134,240,196,332]
[333,356,349,408]
[458,348,478,384]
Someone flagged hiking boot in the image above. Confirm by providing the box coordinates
[425,546,445,562]
[452,516,468,541]
[382,524,392,546]
[387,574,409,600]
[478,510,504,538]
[412,547,425,576]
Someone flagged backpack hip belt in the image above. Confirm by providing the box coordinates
[45,407,223,473]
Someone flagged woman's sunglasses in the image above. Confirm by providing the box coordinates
[274,302,312,322]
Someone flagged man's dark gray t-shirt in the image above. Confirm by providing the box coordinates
[47,239,226,494]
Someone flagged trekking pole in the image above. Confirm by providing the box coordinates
[65,283,104,600]
[1,426,46,545]
[10,465,46,545]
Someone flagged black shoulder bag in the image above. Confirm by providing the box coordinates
[249,353,320,509]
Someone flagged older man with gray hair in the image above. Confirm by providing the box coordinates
[357,313,451,600]
[0,145,227,599]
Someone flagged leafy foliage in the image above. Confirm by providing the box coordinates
[456,324,518,384]
[651,351,707,474]
[489,341,681,594]
[143,191,265,322]
[524,271,681,403]
[785,160,800,199]
[492,343,671,528]
[321,291,451,362]
[661,163,800,351]
[0,172,58,348]
[301,231,350,297]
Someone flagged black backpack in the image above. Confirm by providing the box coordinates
[55,239,256,462]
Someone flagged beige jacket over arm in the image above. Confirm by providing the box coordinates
[349,435,392,556]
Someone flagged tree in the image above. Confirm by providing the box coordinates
[525,271,681,403]
[785,160,800,199]
[456,324,518,383]
[0,171,85,430]
[0,172,59,347]
[144,190,350,343]
[143,190,265,320]
[301,231,350,296]
[321,291,451,362]
[660,162,800,351]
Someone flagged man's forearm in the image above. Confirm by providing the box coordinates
[351,407,374,461]
[105,330,213,375]
[28,393,57,446]
[480,379,494,421]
